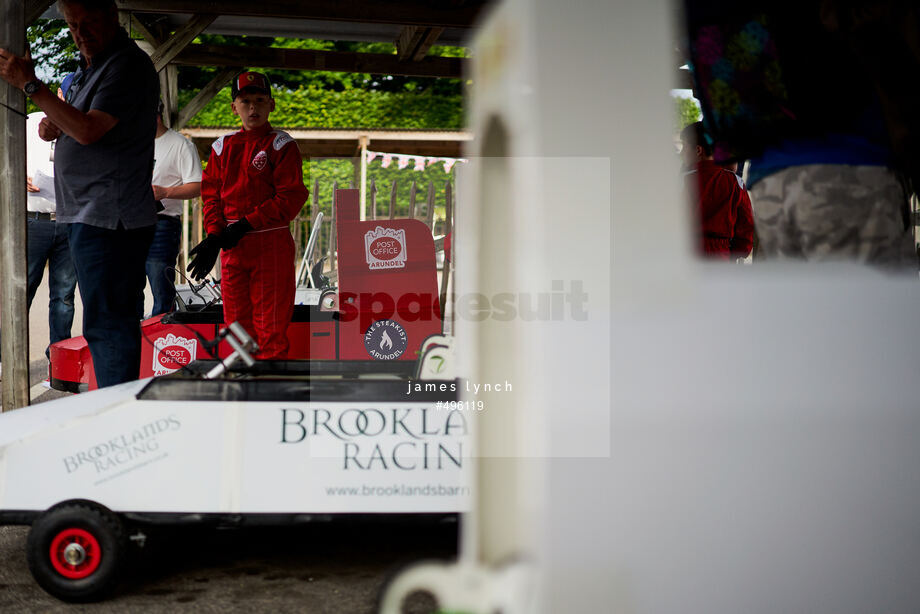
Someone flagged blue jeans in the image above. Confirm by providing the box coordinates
[0,217,77,360]
[29,218,78,356]
[141,216,181,317]
[68,222,155,388]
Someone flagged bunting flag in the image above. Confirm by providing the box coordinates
[365,150,468,172]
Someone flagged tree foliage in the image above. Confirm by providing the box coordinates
[675,95,702,130]
[28,20,78,85]
[184,85,465,130]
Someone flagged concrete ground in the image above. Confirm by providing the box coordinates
[0,520,453,612]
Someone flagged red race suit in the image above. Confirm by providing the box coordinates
[687,160,754,259]
[201,123,308,358]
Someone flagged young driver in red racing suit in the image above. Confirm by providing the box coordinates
[187,72,308,358]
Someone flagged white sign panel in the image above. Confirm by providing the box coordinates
[0,397,469,515]
[241,403,470,513]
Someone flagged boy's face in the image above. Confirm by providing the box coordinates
[231,90,275,130]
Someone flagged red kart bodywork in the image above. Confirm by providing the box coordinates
[50,189,443,391]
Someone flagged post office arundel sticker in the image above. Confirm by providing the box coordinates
[365,226,407,270]
[153,334,197,376]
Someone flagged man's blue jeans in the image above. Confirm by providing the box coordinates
[0,216,77,360]
[28,217,78,357]
[68,222,154,388]
[141,215,181,317]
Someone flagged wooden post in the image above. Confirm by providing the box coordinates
[193,197,202,245]
[389,179,397,219]
[450,171,458,335]
[329,181,337,272]
[168,66,179,126]
[166,64,179,128]
[311,178,319,222]
[292,208,303,261]
[358,135,367,220]
[310,179,320,264]
[369,178,377,220]
[439,180,453,324]
[425,181,435,230]
[118,9,132,33]
[0,0,30,410]
[408,180,417,219]
[180,198,189,275]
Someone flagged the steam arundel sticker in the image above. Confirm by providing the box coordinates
[364,319,408,360]
[152,334,197,376]
[364,226,407,270]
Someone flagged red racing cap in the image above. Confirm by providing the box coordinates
[231,71,273,99]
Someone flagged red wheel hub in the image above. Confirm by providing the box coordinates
[49,527,102,579]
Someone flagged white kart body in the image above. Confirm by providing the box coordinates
[0,377,469,518]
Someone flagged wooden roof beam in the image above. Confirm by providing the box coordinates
[173,44,466,78]
[150,14,216,72]
[115,0,485,29]
[27,0,54,24]
[123,12,164,47]
[177,66,239,130]
[396,25,444,62]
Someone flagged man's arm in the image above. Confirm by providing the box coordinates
[201,145,227,235]
[153,182,201,201]
[155,137,203,201]
[0,50,117,145]
[30,86,117,146]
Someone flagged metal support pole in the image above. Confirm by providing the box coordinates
[0,0,31,410]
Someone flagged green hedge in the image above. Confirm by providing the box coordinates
[184,85,466,130]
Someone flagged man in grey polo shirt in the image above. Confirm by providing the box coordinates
[0,0,159,387]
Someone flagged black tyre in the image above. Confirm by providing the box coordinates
[26,502,127,602]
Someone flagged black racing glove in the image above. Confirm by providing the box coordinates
[220,218,253,250]
[187,234,222,280]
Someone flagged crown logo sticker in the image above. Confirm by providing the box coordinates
[364,226,407,270]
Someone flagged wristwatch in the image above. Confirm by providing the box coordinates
[23,80,42,97]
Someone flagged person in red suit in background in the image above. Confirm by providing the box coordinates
[680,121,754,260]
[188,72,308,358]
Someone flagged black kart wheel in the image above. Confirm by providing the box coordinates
[26,502,127,602]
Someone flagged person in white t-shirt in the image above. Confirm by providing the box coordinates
[141,101,202,316]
